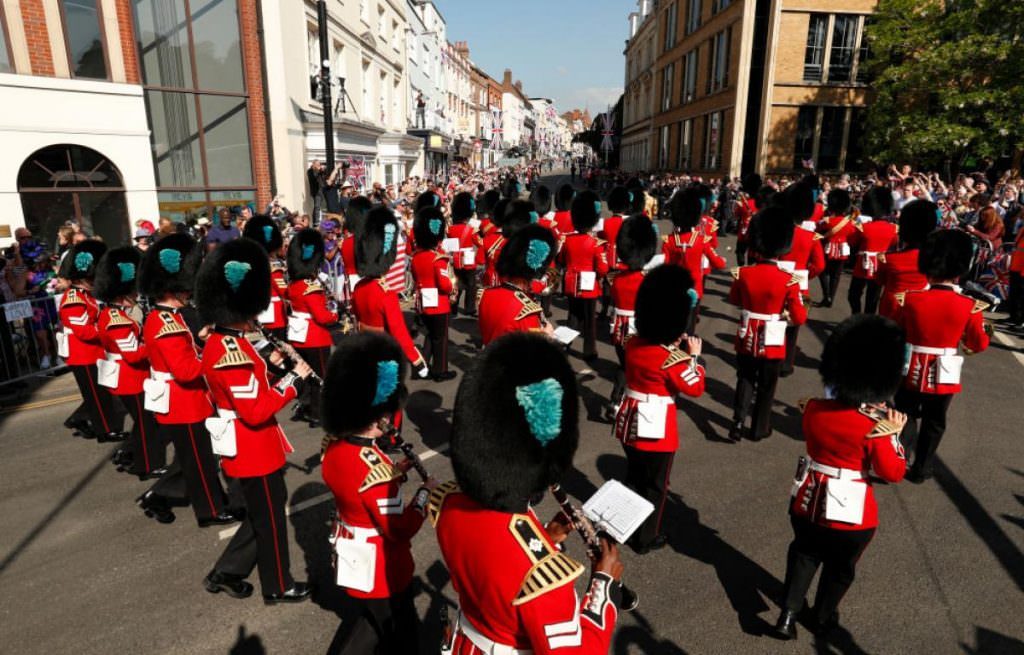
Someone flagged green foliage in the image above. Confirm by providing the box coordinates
[865,0,1024,169]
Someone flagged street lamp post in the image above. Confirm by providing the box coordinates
[317,0,335,171]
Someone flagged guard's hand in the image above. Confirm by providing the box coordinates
[593,536,624,581]
[396,458,415,474]
[685,335,702,357]
[268,350,285,367]
[198,324,214,341]
[887,407,908,431]
[416,362,430,379]
[423,476,440,491]
[541,321,556,337]
[293,360,314,379]
[544,512,573,546]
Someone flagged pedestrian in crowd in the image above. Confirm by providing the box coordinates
[236,205,253,234]
[1004,215,1024,331]
[205,208,241,252]
[415,92,426,129]
[560,190,609,361]
[477,224,556,345]
[966,206,1005,249]
[410,205,457,381]
[308,159,325,219]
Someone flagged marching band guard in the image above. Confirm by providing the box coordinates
[728,207,808,441]
[433,332,623,654]
[847,187,898,314]
[286,228,338,426]
[531,185,562,317]
[774,314,908,640]
[94,247,165,477]
[816,189,858,308]
[477,225,558,345]
[137,234,237,527]
[892,229,991,483]
[320,332,438,653]
[411,205,457,381]
[553,183,577,236]
[778,182,826,377]
[447,192,478,317]
[58,239,127,442]
[734,174,762,265]
[473,188,502,280]
[242,215,288,340]
[613,265,705,553]
[661,187,726,334]
[560,190,610,361]
[341,196,374,303]
[876,199,938,319]
[480,198,511,288]
[352,207,429,378]
[195,238,312,603]
[598,186,630,320]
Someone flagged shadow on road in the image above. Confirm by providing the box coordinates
[229,625,266,654]
[405,389,452,451]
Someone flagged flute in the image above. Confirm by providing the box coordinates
[549,484,639,612]
[253,322,324,384]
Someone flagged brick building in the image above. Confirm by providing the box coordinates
[621,0,874,177]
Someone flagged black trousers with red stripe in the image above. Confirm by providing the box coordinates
[296,345,330,422]
[733,355,783,438]
[621,445,674,548]
[70,364,123,435]
[453,269,477,316]
[215,469,294,596]
[330,584,420,655]
[419,313,449,375]
[160,420,227,522]
[567,297,598,359]
[119,391,165,474]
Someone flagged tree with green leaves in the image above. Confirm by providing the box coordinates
[864,0,1024,174]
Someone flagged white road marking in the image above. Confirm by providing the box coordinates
[992,329,1024,368]
[218,443,450,540]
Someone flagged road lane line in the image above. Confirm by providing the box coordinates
[218,443,450,540]
[992,329,1024,368]
[0,394,80,414]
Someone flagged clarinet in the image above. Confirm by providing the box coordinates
[549,484,639,612]
[387,431,430,482]
[254,322,324,384]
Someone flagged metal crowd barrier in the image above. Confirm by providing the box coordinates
[0,295,67,386]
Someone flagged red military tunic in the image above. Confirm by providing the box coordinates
[559,233,609,299]
[431,485,618,655]
[143,309,213,425]
[537,212,563,251]
[735,197,758,245]
[477,284,545,346]
[202,332,295,478]
[262,261,288,330]
[287,278,338,348]
[59,288,104,365]
[817,214,858,261]
[661,231,726,299]
[481,232,506,288]
[894,285,990,395]
[351,278,424,366]
[97,306,148,396]
[474,220,496,269]
[791,400,906,531]
[614,340,705,452]
[599,214,625,268]
[609,270,644,346]
[778,226,825,297]
[849,221,899,280]
[322,438,425,599]
[553,210,574,236]
[699,215,720,274]
[340,235,360,295]
[876,249,928,318]
[411,249,455,315]
[728,263,808,360]
[1010,228,1024,274]
[447,223,478,271]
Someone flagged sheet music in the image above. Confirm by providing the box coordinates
[582,480,655,544]
[552,326,580,345]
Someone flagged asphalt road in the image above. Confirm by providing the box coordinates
[1,172,1022,655]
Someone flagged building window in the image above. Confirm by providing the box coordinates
[362,61,371,118]
[0,6,12,73]
[661,62,674,111]
[792,105,860,171]
[682,50,698,103]
[664,2,678,52]
[793,106,816,170]
[377,6,386,41]
[845,107,866,170]
[686,0,702,35]
[703,110,722,170]
[678,118,693,170]
[706,29,729,94]
[659,125,670,169]
[392,20,399,51]
[60,0,109,79]
[711,0,730,13]
[855,19,870,82]
[828,15,858,83]
[803,14,827,82]
[817,106,845,170]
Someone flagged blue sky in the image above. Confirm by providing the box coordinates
[433,0,626,114]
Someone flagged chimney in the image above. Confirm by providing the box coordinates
[503,69,513,88]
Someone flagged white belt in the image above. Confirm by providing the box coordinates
[742,311,781,322]
[151,370,174,382]
[336,517,380,540]
[458,613,533,655]
[613,308,635,317]
[216,408,237,420]
[105,353,123,362]
[909,344,957,356]
[808,459,865,481]
[861,251,879,257]
[291,311,312,319]
[625,389,675,405]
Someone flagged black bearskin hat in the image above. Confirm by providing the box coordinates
[571,190,602,233]
[413,206,446,251]
[555,184,576,211]
[451,192,476,223]
[356,207,400,279]
[820,314,905,406]
[626,178,647,214]
[782,182,816,223]
[415,191,442,212]
[919,229,973,281]
[58,239,108,282]
[749,206,795,258]
[451,332,579,512]
[742,173,763,195]
[617,215,659,271]
[503,177,524,199]
[478,189,501,218]
[635,265,696,345]
[529,185,552,215]
[139,233,201,298]
[607,186,632,215]
[287,228,325,280]
[898,199,939,248]
[496,224,557,281]
[321,332,408,436]
[502,200,538,236]
[756,185,777,210]
[861,186,895,220]
[242,214,283,253]
[827,188,852,216]
[345,196,373,238]
[490,198,511,230]
[195,238,271,326]
[670,187,703,231]
[94,246,139,302]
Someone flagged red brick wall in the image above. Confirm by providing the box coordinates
[20,0,55,76]
[115,0,140,84]
[238,0,272,208]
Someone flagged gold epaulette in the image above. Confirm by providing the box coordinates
[704,234,714,243]
[660,344,691,369]
[893,291,907,307]
[971,298,990,314]
[514,291,543,320]
[378,278,391,293]
[594,238,608,247]
[213,336,254,369]
[61,289,84,307]
[303,280,324,295]
[358,447,403,492]
[274,276,288,290]
[730,267,741,280]
[509,514,584,606]
[859,404,903,439]
[155,311,188,338]
[426,481,460,527]
[106,309,135,328]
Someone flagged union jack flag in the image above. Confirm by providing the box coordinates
[977,250,1010,300]
[491,107,503,150]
